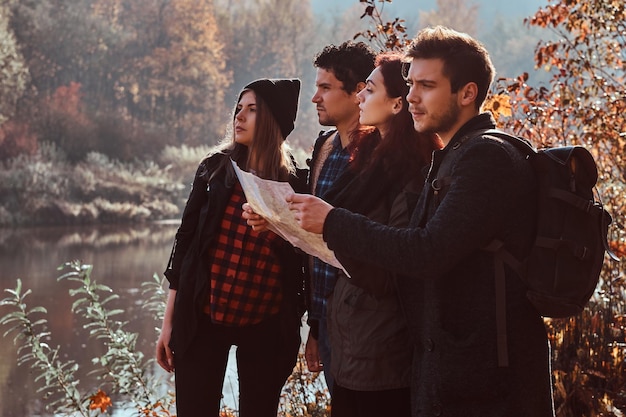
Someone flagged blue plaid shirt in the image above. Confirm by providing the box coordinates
[309,134,351,321]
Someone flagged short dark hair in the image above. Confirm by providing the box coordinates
[313,41,376,94]
[405,26,495,109]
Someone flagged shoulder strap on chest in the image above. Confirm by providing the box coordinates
[431,128,529,368]
[432,129,534,198]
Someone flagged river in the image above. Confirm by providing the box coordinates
[0,222,242,416]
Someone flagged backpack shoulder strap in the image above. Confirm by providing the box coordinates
[482,129,534,148]
[432,129,532,200]
[478,130,535,368]
[435,128,533,368]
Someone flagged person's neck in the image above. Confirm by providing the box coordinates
[335,113,360,148]
[377,123,389,140]
[248,150,264,176]
[438,110,479,147]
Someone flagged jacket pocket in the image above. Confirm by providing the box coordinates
[436,329,511,403]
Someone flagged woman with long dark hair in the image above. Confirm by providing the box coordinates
[323,52,443,417]
[156,79,306,417]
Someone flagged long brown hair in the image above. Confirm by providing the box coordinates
[245,91,294,181]
[350,52,443,182]
[208,89,295,183]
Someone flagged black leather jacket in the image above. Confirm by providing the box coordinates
[165,152,307,359]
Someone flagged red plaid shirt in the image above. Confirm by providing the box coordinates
[204,181,283,326]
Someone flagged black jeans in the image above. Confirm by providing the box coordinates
[331,383,411,417]
[174,313,300,417]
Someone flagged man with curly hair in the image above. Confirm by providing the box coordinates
[304,41,376,395]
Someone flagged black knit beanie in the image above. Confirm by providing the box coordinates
[243,78,301,139]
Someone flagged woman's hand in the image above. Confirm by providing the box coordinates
[156,324,174,373]
[242,203,270,232]
[156,289,176,373]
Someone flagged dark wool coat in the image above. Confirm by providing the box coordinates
[327,178,419,391]
[323,114,555,417]
[322,142,426,391]
[164,152,308,360]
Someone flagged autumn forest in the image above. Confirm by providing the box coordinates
[0,0,626,415]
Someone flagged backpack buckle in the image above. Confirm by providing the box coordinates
[576,246,589,261]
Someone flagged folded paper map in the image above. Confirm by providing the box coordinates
[231,160,346,272]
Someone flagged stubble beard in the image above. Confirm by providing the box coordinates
[318,113,337,127]
[415,100,461,136]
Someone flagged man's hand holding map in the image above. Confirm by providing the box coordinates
[231,160,346,272]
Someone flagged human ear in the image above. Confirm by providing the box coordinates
[391,97,403,115]
[459,82,478,106]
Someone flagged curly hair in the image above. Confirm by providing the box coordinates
[313,41,376,94]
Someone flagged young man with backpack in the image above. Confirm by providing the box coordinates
[287,26,556,416]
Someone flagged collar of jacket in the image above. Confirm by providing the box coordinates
[423,112,496,193]
[445,112,497,152]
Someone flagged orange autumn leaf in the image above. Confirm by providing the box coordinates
[219,407,238,417]
[609,240,626,259]
[483,93,513,120]
[89,389,112,413]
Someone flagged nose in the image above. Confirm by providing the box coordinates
[311,91,321,103]
[406,86,417,105]
[356,90,365,103]
[235,111,244,121]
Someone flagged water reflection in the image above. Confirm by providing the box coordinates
[0,222,180,417]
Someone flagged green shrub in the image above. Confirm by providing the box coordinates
[0,261,175,416]
[0,261,331,417]
[0,144,187,226]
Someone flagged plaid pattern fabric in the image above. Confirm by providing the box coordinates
[309,134,351,321]
[204,181,283,326]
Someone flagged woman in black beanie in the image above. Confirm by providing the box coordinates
[156,78,307,417]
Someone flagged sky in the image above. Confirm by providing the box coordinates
[309,0,552,81]
[311,0,547,23]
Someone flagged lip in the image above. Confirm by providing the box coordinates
[410,109,425,119]
[235,126,245,133]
